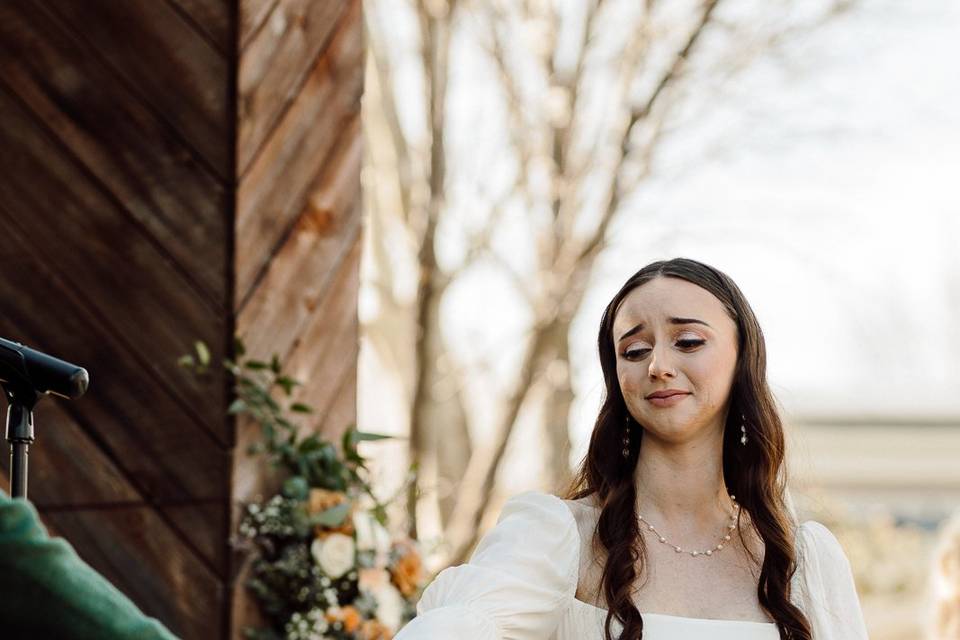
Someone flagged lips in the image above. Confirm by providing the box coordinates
[646,391,690,408]
[645,390,689,399]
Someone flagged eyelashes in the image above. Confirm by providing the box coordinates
[622,339,705,360]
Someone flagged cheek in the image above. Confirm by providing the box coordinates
[617,363,643,396]
[691,349,737,406]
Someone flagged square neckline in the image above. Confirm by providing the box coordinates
[569,597,778,627]
[550,492,778,628]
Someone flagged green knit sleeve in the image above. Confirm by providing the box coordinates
[0,490,180,640]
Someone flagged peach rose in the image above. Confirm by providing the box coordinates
[308,488,356,538]
[359,567,390,592]
[324,605,362,633]
[359,619,393,640]
[389,543,423,598]
[308,488,347,515]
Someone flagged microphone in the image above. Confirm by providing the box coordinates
[0,336,89,400]
[1,336,89,497]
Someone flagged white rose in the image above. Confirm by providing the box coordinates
[358,567,389,592]
[353,509,392,557]
[370,581,404,632]
[310,533,355,579]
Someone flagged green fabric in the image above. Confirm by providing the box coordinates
[0,490,179,639]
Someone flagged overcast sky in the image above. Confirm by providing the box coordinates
[573,0,960,423]
[367,1,960,467]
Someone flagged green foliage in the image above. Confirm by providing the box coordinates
[178,337,395,503]
[179,336,406,638]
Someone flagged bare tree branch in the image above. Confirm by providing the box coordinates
[443,0,727,560]
[366,0,853,568]
[407,0,460,539]
[364,5,419,226]
[563,0,723,272]
[443,319,556,564]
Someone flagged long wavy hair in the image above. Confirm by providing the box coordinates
[561,257,812,640]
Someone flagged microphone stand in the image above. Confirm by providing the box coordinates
[3,379,39,499]
[1,336,88,499]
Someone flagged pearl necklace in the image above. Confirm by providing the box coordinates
[638,495,741,558]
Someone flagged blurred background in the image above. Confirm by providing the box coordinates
[1,0,957,637]
[359,1,960,638]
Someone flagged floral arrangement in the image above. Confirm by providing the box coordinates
[180,339,428,640]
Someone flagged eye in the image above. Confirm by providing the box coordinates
[622,338,705,360]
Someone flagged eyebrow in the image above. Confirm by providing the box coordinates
[617,317,712,343]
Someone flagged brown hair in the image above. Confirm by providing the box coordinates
[561,257,812,639]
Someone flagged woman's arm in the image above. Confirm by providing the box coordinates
[794,520,870,640]
[395,490,579,639]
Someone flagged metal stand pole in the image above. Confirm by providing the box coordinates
[6,400,34,498]
[3,385,38,499]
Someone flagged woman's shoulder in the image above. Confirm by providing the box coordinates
[561,493,601,512]
[488,490,576,531]
[480,490,580,556]
[502,488,572,512]
[401,491,580,638]
[499,489,602,530]
[791,519,858,598]
[794,520,850,563]
[791,520,870,637]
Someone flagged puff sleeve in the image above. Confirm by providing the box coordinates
[791,520,870,640]
[395,490,579,640]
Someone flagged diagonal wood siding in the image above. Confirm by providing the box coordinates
[0,1,362,637]
[231,0,363,631]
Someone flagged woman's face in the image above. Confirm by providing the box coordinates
[612,276,739,445]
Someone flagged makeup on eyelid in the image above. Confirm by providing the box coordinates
[622,336,706,359]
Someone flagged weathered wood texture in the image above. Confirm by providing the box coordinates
[0,0,362,637]
[231,0,363,632]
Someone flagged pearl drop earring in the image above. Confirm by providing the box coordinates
[622,414,631,459]
[740,413,748,446]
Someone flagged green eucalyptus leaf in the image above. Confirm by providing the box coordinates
[227,399,247,415]
[320,443,336,462]
[281,476,309,500]
[341,429,355,459]
[298,435,323,452]
[233,336,246,358]
[195,341,211,366]
[354,431,393,442]
[275,375,300,396]
[312,502,351,527]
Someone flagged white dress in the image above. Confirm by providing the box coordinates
[395,490,870,639]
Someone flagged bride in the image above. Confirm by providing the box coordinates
[396,257,869,639]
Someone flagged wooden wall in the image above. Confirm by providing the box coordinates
[0,1,362,637]
[231,0,363,631]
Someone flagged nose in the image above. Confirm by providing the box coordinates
[648,344,676,379]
